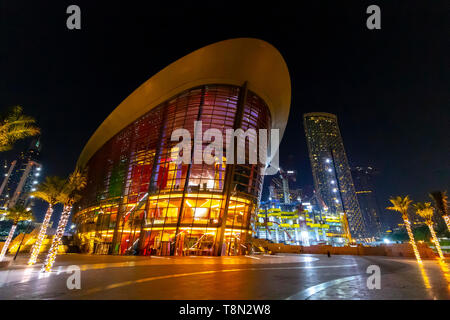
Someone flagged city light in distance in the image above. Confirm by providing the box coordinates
[327,168,332,172]
[325,159,331,163]
[383,238,391,244]
[333,188,337,192]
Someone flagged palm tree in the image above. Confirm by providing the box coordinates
[429,191,450,232]
[43,167,87,272]
[414,202,445,260]
[0,106,40,152]
[28,176,66,265]
[387,195,422,263]
[0,205,34,261]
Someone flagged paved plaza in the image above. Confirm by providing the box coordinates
[0,253,449,299]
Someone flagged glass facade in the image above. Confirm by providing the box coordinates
[74,84,271,256]
[351,166,382,238]
[303,112,368,241]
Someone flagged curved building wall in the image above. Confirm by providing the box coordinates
[74,84,271,256]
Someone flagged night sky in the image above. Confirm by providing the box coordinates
[1,1,448,228]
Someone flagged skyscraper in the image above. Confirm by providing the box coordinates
[270,169,302,204]
[303,112,368,241]
[351,166,382,238]
[0,138,42,209]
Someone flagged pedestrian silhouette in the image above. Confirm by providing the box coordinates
[327,250,331,258]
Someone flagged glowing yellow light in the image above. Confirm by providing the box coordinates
[427,224,445,260]
[418,262,431,289]
[443,215,450,232]
[404,219,422,264]
[437,259,450,290]
[0,224,17,261]
[42,205,72,272]
[28,205,54,265]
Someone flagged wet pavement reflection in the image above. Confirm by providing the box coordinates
[0,253,449,300]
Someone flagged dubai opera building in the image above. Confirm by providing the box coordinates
[73,38,291,256]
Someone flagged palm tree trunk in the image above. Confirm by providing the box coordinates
[403,218,422,263]
[42,205,71,272]
[427,223,445,259]
[0,223,17,261]
[443,215,450,232]
[28,204,53,265]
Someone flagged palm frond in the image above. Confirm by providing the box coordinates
[5,205,34,224]
[386,195,412,219]
[57,167,87,205]
[68,167,88,191]
[31,176,67,205]
[414,202,435,223]
[0,105,40,151]
[429,191,448,216]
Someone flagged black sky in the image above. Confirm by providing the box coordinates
[0,1,448,227]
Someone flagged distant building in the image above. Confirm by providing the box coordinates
[269,169,302,204]
[257,170,348,246]
[0,138,42,209]
[351,166,382,238]
[303,112,369,242]
[255,192,348,246]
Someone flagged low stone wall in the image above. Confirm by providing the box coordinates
[265,242,437,259]
[266,243,302,254]
[0,234,67,255]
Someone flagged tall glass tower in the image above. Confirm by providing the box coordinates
[351,166,382,238]
[303,112,368,242]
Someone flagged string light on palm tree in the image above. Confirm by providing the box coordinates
[429,191,450,232]
[28,176,66,265]
[0,205,34,261]
[387,195,422,264]
[414,202,445,260]
[42,167,87,272]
